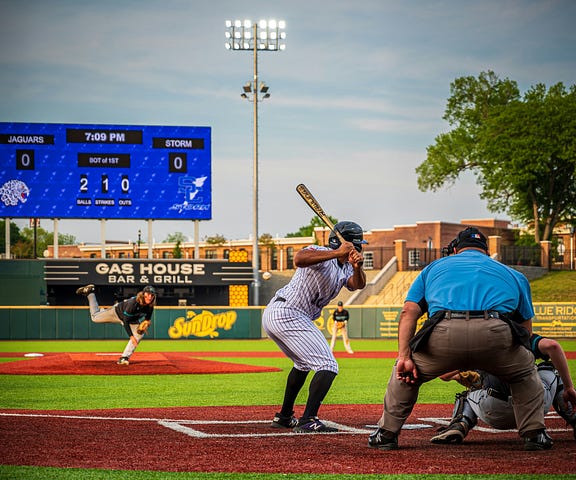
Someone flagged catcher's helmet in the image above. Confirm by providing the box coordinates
[328,221,368,252]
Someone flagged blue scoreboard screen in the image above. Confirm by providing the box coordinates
[0,122,212,220]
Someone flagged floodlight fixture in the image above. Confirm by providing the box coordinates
[224,18,286,51]
[224,18,286,306]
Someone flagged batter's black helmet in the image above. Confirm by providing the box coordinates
[328,221,368,252]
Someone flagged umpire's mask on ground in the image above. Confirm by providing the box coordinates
[328,221,368,252]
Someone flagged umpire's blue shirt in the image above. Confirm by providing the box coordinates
[405,250,535,320]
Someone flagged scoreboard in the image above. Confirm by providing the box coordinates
[0,122,211,220]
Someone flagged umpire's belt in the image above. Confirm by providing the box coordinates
[485,387,509,402]
[445,310,500,320]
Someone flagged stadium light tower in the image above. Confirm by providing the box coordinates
[225,19,286,306]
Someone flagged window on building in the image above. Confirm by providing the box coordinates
[363,251,374,270]
[223,249,230,260]
[408,249,421,267]
[287,247,294,269]
[205,249,217,259]
[162,251,171,259]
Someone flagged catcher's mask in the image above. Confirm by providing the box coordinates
[328,221,368,252]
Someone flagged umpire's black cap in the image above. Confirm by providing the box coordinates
[455,227,488,252]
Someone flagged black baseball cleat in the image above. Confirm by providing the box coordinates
[524,429,553,451]
[271,411,298,429]
[76,284,95,296]
[368,428,398,450]
[293,417,338,433]
[116,357,129,366]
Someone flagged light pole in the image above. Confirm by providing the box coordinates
[225,19,286,305]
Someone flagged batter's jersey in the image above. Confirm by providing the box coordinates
[271,245,354,320]
[405,250,534,319]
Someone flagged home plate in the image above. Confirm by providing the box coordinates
[365,424,433,430]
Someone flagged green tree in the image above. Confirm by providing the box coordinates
[173,240,183,258]
[0,220,22,253]
[286,216,339,238]
[259,233,274,245]
[165,232,187,243]
[20,226,77,258]
[417,70,576,242]
[205,234,227,245]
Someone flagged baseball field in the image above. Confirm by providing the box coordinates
[1,338,575,480]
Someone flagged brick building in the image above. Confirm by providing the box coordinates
[45,218,519,271]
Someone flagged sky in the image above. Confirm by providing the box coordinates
[1,0,575,245]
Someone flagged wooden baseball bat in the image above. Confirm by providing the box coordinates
[295,183,347,244]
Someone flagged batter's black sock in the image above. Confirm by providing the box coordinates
[301,370,337,420]
[280,367,309,417]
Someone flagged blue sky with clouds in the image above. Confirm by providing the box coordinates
[1,0,575,244]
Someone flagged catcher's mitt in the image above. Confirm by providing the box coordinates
[458,370,482,390]
[137,320,151,335]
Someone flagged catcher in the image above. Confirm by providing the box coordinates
[431,334,576,446]
[330,301,354,354]
[76,284,156,365]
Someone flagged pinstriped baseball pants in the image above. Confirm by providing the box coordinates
[262,305,339,374]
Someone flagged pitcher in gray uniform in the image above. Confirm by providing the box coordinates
[263,221,367,433]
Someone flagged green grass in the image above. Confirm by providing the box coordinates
[1,339,575,410]
[0,340,469,409]
[2,467,572,480]
[531,270,576,302]
[1,339,575,480]
[0,338,398,353]
[4,468,576,480]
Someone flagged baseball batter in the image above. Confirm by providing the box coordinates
[431,334,576,443]
[263,221,367,433]
[77,284,156,365]
[330,301,354,354]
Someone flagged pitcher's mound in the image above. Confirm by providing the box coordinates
[0,352,282,375]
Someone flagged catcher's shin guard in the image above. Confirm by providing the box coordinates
[431,391,477,444]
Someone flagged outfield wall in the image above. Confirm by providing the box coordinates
[0,303,575,340]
